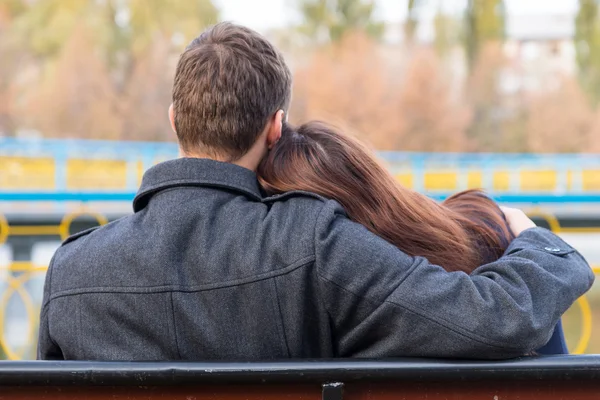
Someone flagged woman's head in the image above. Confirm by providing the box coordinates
[443,190,515,265]
[258,121,513,273]
[259,121,403,219]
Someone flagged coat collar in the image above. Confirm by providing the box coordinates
[133,158,262,212]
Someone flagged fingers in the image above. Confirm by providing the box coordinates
[500,206,536,236]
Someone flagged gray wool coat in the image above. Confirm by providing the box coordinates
[38,158,594,360]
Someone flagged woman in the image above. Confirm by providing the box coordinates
[258,120,568,354]
[258,121,513,274]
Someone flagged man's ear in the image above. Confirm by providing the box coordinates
[168,104,176,133]
[266,110,284,149]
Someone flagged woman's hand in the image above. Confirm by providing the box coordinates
[500,206,537,237]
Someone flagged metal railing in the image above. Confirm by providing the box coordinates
[2,138,600,194]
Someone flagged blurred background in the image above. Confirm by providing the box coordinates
[0,0,600,359]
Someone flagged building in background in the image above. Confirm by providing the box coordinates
[382,10,576,90]
[503,13,576,95]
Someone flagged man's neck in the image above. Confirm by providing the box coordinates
[180,148,263,173]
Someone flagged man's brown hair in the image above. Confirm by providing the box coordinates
[172,22,292,160]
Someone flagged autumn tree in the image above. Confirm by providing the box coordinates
[111,0,219,139]
[292,35,474,152]
[11,0,218,63]
[407,0,460,55]
[3,0,219,140]
[575,0,600,105]
[398,49,471,151]
[291,32,402,150]
[0,0,27,135]
[107,0,219,93]
[9,0,93,58]
[463,0,506,68]
[405,0,422,44]
[465,42,506,151]
[433,8,461,59]
[297,0,384,43]
[29,24,122,139]
[121,36,174,141]
[0,0,26,34]
[588,108,600,152]
[527,78,594,153]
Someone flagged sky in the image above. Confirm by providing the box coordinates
[214,0,579,33]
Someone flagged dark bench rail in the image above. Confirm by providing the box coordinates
[1,356,600,400]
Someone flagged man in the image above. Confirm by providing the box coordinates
[38,22,593,360]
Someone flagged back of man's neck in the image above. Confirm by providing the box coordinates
[180,150,259,172]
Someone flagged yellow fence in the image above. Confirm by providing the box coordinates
[0,209,599,359]
[0,157,144,190]
[395,169,600,191]
[2,156,600,191]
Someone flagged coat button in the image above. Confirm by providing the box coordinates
[544,247,561,253]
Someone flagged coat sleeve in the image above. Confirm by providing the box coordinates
[37,255,64,360]
[314,201,594,359]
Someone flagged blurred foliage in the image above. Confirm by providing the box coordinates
[0,0,218,139]
[575,0,600,105]
[405,0,420,44]
[0,0,26,23]
[8,0,218,58]
[461,1,506,150]
[463,0,505,68]
[297,0,384,42]
[465,43,507,151]
[291,33,470,152]
[409,1,461,58]
[527,78,595,153]
[1,0,600,153]
[433,8,461,58]
[0,9,21,133]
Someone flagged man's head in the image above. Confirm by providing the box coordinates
[171,22,292,165]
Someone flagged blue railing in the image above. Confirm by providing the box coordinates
[2,138,600,201]
[3,137,597,165]
[2,192,600,204]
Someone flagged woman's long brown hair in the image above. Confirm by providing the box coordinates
[258,121,514,273]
